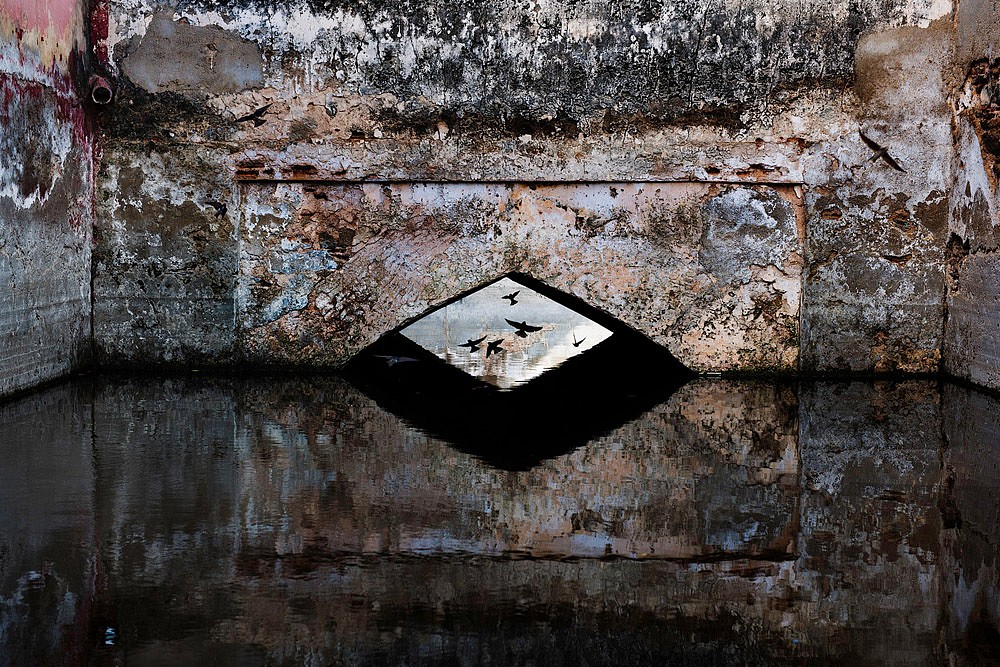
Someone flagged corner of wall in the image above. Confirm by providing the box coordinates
[0,0,97,398]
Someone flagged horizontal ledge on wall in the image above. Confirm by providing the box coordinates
[233,175,805,187]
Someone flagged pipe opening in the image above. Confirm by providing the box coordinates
[89,76,114,105]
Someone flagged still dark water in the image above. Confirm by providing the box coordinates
[1,374,998,666]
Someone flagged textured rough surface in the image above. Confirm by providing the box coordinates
[0,1,94,398]
[103,0,948,129]
[944,20,1000,389]
[240,182,802,370]
[94,146,237,365]
[91,0,957,373]
[800,22,951,373]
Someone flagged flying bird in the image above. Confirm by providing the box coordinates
[486,339,504,357]
[204,200,227,217]
[859,128,906,172]
[572,333,586,348]
[502,290,520,305]
[505,318,543,338]
[235,103,273,127]
[458,335,488,352]
[374,354,419,367]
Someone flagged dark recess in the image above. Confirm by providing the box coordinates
[344,273,693,471]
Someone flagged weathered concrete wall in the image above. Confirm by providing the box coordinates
[92,0,956,373]
[93,147,236,365]
[239,182,802,370]
[801,23,951,373]
[0,1,94,397]
[943,5,1000,390]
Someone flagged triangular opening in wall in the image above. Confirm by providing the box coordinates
[343,273,693,470]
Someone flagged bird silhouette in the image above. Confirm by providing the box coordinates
[486,339,504,357]
[204,201,227,217]
[572,333,586,347]
[859,129,906,172]
[236,103,273,127]
[458,335,488,352]
[374,354,419,367]
[505,318,543,338]
[502,290,519,305]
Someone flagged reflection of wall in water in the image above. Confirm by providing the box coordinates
[798,381,944,666]
[231,378,798,559]
[942,384,1000,664]
[6,378,1000,664]
[0,384,95,666]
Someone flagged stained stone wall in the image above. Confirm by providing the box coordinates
[943,4,1000,391]
[0,1,94,398]
[92,0,955,374]
[238,182,802,370]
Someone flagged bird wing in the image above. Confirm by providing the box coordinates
[505,318,522,329]
[882,152,906,172]
[471,335,488,345]
[236,103,273,123]
[859,129,883,152]
[522,323,543,332]
[510,291,519,298]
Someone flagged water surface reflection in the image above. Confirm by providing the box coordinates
[0,376,998,665]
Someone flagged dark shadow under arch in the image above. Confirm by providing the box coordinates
[343,272,694,470]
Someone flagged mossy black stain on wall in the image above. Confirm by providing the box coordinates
[117,0,939,130]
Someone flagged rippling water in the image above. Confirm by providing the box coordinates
[0,375,998,665]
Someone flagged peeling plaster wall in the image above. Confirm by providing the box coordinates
[802,23,951,373]
[943,5,1000,390]
[238,182,802,371]
[94,146,236,365]
[95,0,955,372]
[0,1,94,398]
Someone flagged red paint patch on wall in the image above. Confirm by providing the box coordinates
[2,0,78,35]
[1,74,94,219]
[89,0,109,65]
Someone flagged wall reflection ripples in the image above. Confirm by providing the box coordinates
[0,376,997,665]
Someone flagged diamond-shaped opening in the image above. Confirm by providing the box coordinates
[345,273,693,470]
[400,275,614,389]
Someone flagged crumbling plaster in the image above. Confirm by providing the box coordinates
[87,0,970,377]
[0,0,95,398]
[942,2,1000,391]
